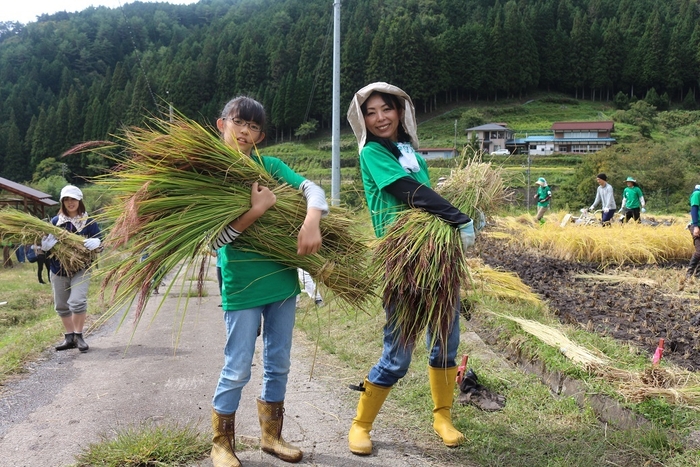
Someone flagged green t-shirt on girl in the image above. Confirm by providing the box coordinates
[219,156,304,311]
[360,141,431,238]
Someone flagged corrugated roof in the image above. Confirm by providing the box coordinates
[551,121,614,131]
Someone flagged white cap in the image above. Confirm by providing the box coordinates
[60,185,83,201]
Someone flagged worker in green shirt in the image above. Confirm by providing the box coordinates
[620,176,646,223]
[533,177,552,224]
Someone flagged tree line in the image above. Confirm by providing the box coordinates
[0,0,699,184]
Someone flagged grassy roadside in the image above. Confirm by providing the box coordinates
[295,280,700,467]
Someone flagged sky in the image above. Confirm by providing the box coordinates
[1,0,200,24]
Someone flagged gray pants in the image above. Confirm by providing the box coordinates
[51,269,90,317]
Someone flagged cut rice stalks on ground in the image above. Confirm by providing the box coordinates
[574,273,657,287]
[487,309,700,408]
[492,214,692,267]
[599,365,700,408]
[464,258,541,305]
[374,150,512,346]
[64,112,377,321]
[0,209,97,275]
[486,310,610,367]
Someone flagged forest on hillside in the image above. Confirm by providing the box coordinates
[0,0,699,184]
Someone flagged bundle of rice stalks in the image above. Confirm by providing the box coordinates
[0,208,95,275]
[499,213,692,267]
[68,113,376,319]
[601,366,700,407]
[488,311,610,367]
[374,150,511,346]
[464,258,541,305]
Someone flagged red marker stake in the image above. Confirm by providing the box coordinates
[652,338,664,365]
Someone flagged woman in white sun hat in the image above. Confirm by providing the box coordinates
[345,82,474,456]
[41,185,102,352]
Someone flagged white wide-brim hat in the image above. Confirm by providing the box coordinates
[346,82,419,153]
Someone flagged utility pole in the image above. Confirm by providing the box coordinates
[330,0,341,206]
[526,154,531,211]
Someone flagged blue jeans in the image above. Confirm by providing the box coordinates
[368,300,461,387]
[212,298,297,414]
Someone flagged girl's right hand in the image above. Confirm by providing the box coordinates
[250,181,276,214]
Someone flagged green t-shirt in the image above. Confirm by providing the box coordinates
[622,185,644,209]
[536,185,551,207]
[691,190,700,207]
[360,141,431,238]
[220,156,304,311]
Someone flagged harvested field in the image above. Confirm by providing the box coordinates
[478,234,700,370]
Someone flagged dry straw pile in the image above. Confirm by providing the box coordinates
[68,113,376,320]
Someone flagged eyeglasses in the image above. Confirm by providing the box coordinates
[225,117,262,133]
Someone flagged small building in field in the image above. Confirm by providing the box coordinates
[464,123,514,154]
[417,147,457,160]
[551,121,615,154]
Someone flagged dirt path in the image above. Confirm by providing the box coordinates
[0,270,474,467]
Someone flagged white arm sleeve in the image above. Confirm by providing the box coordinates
[300,180,329,216]
[639,196,645,207]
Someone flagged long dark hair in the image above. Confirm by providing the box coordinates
[360,91,411,159]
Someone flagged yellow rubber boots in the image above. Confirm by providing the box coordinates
[348,378,392,455]
[429,365,466,447]
[210,409,241,467]
[257,398,303,463]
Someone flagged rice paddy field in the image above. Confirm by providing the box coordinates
[479,212,700,370]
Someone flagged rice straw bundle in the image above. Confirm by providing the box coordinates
[0,208,96,275]
[373,151,511,346]
[464,258,541,305]
[69,113,376,318]
[488,311,610,367]
[602,366,700,407]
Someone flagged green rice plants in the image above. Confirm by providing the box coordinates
[65,112,377,322]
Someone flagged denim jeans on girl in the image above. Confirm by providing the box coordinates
[212,297,296,414]
[368,300,461,387]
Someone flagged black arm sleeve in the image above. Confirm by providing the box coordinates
[384,177,471,227]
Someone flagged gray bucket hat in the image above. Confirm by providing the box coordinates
[346,82,419,153]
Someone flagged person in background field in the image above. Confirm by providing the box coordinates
[534,177,552,224]
[30,244,51,284]
[620,176,645,223]
[297,268,323,306]
[588,173,616,226]
[682,185,700,287]
[2,240,14,268]
[345,82,475,456]
[14,244,26,263]
[208,95,328,467]
[41,185,102,352]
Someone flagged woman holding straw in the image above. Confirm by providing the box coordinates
[208,96,328,467]
[345,82,475,455]
[41,185,102,352]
